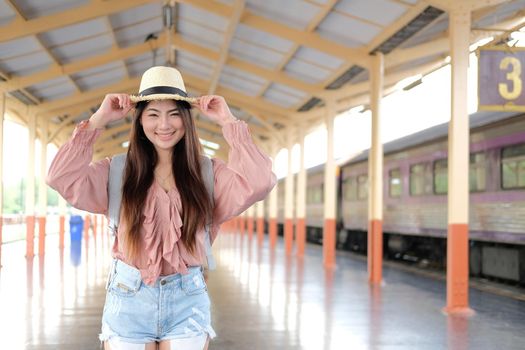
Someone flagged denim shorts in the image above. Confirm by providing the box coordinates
[99,259,216,344]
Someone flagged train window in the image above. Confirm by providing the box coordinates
[433,159,448,194]
[316,186,324,203]
[343,176,357,200]
[501,143,525,189]
[410,163,431,196]
[307,186,324,204]
[357,175,368,199]
[389,169,402,197]
[469,152,486,192]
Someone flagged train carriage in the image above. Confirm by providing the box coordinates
[339,111,525,283]
[275,111,525,284]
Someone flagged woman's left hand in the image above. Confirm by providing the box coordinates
[192,95,237,127]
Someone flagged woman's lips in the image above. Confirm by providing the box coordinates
[156,131,175,141]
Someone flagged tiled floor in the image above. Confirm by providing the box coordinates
[1,228,524,349]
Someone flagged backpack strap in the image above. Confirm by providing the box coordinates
[107,154,216,269]
[200,156,216,270]
[108,153,127,235]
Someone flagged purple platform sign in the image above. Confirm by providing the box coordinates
[478,47,525,112]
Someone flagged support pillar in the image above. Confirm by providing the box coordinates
[38,117,48,256]
[296,126,306,257]
[0,93,4,268]
[100,214,104,241]
[247,206,254,241]
[239,212,245,238]
[84,214,91,240]
[256,200,264,246]
[93,215,98,241]
[58,196,66,249]
[284,130,295,255]
[26,113,36,258]
[268,142,279,249]
[445,7,472,314]
[368,52,384,284]
[323,103,337,268]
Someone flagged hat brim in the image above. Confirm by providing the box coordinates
[129,94,197,104]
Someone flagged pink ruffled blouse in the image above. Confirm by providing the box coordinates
[47,120,276,285]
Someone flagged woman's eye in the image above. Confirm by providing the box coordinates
[148,114,159,118]
[170,113,180,118]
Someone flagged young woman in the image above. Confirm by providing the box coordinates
[47,66,276,350]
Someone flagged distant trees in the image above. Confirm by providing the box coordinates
[2,178,59,214]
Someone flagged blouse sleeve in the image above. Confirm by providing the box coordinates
[211,121,277,237]
[46,120,110,215]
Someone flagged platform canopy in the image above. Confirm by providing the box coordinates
[0,0,523,159]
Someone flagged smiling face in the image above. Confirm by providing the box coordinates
[140,99,186,153]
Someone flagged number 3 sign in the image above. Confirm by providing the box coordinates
[478,47,525,112]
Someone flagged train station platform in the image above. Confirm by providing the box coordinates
[1,229,524,350]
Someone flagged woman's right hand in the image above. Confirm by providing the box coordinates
[88,94,134,129]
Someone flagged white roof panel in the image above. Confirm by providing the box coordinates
[177,51,215,70]
[229,39,285,70]
[178,21,223,51]
[475,0,525,28]
[268,82,308,100]
[284,58,332,83]
[235,24,295,53]
[38,18,108,47]
[317,11,381,46]
[0,36,41,59]
[222,65,267,85]
[26,75,75,101]
[219,66,267,96]
[13,0,88,20]
[109,3,160,28]
[292,46,344,71]
[72,61,123,79]
[126,49,166,77]
[177,51,215,79]
[0,51,53,76]
[0,1,15,26]
[179,3,228,31]
[283,69,321,84]
[113,16,162,48]
[399,15,448,49]
[263,88,302,108]
[74,65,126,91]
[71,61,126,91]
[51,34,114,64]
[246,0,319,30]
[335,0,406,26]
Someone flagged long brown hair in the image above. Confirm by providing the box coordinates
[120,100,213,260]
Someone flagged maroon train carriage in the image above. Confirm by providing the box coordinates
[339,111,525,284]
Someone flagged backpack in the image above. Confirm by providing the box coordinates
[107,153,216,270]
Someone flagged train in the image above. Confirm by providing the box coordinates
[275,110,525,285]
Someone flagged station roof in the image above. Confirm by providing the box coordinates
[0,0,523,159]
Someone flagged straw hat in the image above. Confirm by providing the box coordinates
[129,66,197,103]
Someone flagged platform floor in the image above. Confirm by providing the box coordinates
[1,230,524,349]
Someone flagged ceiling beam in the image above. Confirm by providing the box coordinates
[428,0,511,12]
[255,0,339,100]
[0,0,152,42]
[207,0,245,95]
[33,73,291,122]
[175,0,370,68]
[365,1,429,55]
[0,38,160,93]
[0,31,321,99]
